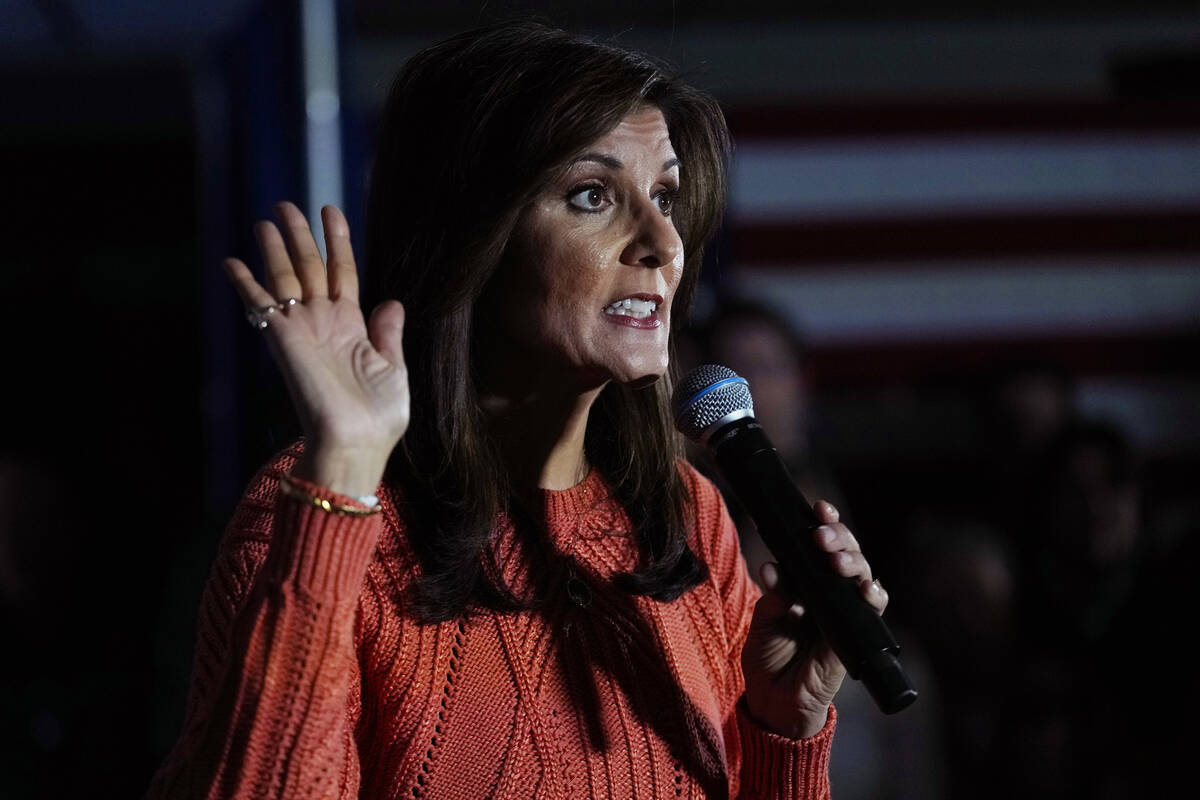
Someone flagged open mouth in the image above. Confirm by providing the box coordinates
[603,297,658,320]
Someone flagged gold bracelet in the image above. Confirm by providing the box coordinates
[278,474,381,517]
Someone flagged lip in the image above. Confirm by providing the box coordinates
[602,292,666,330]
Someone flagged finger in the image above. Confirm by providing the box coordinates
[253,221,302,302]
[223,257,283,311]
[814,499,840,524]
[860,577,889,614]
[368,300,407,368]
[273,201,328,299]
[813,523,861,555]
[322,205,359,303]
[829,549,872,582]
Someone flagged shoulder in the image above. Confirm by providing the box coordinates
[676,458,727,516]
[672,459,761,688]
[675,458,739,567]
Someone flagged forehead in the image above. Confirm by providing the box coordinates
[588,107,676,162]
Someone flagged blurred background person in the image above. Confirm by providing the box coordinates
[687,297,846,579]
[1015,419,1159,798]
[908,521,1019,799]
[687,297,946,800]
[974,359,1079,553]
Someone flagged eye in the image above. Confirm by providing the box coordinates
[567,184,609,212]
[655,188,678,217]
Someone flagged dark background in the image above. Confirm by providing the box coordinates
[1,1,1197,797]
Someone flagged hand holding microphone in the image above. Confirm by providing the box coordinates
[673,365,917,721]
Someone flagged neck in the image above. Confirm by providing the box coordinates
[482,378,605,491]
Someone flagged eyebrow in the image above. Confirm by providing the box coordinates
[574,153,681,172]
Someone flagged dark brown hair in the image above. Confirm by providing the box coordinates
[363,20,730,621]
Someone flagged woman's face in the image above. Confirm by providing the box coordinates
[490,106,684,390]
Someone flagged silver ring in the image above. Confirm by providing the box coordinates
[278,297,298,310]
[245,304,277,330]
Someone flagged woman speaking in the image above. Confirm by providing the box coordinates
[148,21,887,800]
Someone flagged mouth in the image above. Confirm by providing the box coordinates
[603,293,664,322]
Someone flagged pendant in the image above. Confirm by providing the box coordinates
[566,569,592,609]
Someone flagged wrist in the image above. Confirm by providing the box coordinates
[291,441,391,499]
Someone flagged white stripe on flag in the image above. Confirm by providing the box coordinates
[730,135,1200,222]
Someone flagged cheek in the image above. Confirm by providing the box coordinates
[544,238,612,308]
[666,253,685,292]
[664,263,686,322]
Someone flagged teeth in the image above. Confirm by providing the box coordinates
[605,298,657,319]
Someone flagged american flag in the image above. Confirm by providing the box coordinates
[713,100,1200,455]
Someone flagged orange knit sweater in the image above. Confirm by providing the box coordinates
[147,443,834,799]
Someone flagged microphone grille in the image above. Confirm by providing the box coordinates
[672,364,755,442]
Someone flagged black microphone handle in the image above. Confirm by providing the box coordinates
[708,417,918,714]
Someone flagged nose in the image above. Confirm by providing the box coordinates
[619,196,682,270]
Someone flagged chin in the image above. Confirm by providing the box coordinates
[625,373,663,390]
[592,347,669,389]
[614,354,669,389]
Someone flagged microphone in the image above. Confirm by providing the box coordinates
[673,364,917,714]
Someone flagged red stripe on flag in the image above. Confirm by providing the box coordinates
[804,328,1200,389]
[728,209,1200,265]
[726,101,1200,140]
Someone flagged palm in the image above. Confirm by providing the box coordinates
[745,604,845,705]
[273,297,407,444]
[224,202,410,460]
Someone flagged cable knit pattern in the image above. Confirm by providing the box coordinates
[147,442,834,799]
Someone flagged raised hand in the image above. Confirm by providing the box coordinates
[741,500,889,739]
[223,202,409,497]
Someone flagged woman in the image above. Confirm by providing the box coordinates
[148,22,887,799]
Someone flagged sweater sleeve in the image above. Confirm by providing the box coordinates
[146,445,383,800]
[679,462,835,800]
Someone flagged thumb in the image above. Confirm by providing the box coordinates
[754,562,804,623]
[368,300,407,367]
